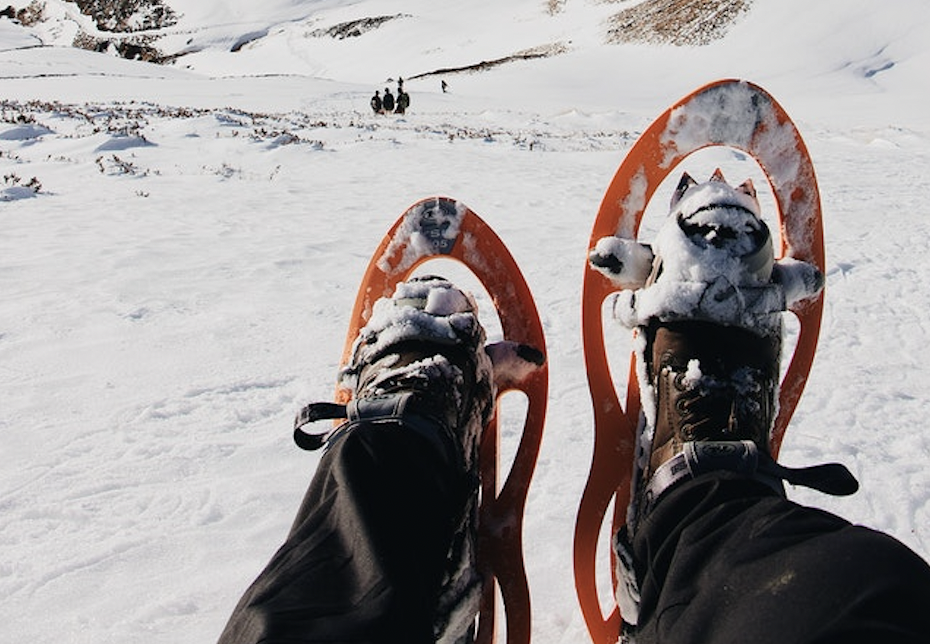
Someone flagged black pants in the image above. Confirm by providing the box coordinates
[217,422,468,644]
[220,431,930,644]
[632,472,930,643]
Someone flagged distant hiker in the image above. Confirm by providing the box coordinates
[397,76,404,93]
[382,88,395,113]
[370,90,382,114]
[441,79,449,93]
[395,90,410,115]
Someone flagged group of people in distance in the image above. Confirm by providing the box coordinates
[371,77,410,115]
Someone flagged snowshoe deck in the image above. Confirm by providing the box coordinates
[573,79,825,641]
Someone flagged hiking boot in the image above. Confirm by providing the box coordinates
[612,173,857,630]
[636,319,781,519]
[645,319,780,477]
[329,275,496,643]
[339,274,496,471]
[620,172,856,529]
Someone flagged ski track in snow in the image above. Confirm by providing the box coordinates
[2,3,930,640]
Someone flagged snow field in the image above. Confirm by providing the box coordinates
[2,1,930,641]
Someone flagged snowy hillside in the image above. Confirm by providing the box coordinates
[2,1,930,642]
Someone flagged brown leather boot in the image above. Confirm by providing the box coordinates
[627,318,785,526]
[631,317,858,528]
[645,319,780,479]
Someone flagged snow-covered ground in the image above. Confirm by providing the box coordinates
[2,1,929,641]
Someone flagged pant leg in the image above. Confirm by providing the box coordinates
[631,472,930,644]
[218,421,469,644]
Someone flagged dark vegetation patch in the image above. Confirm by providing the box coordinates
[606,0,752,46]
[309,14,410,39]
[409,42,569,80]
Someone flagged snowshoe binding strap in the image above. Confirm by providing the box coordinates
[641,440,859,519]
[293,392,463,468]
[293,402,347,450]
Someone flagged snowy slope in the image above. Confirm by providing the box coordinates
[2,1,930,642]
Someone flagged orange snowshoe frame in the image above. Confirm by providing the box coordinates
[337,197,548,644]
[574,79,826,642]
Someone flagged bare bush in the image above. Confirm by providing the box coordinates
[72,0,177,33]
[15,0,45,26]
[3,173,42,193]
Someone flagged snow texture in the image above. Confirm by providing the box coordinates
[657,81,822,259]
[353,277,481,357]
[2,1,930,642]
[589,236,655,289]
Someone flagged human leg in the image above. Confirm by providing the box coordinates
[218,276,499,644]
[629,472,930,644]
[217,417,470,644]
[617,319,930,643]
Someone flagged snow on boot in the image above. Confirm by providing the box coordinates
[598,170,825,337]
[340,274,496,468]
[615,170,783,335]
[588,236,655,290]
